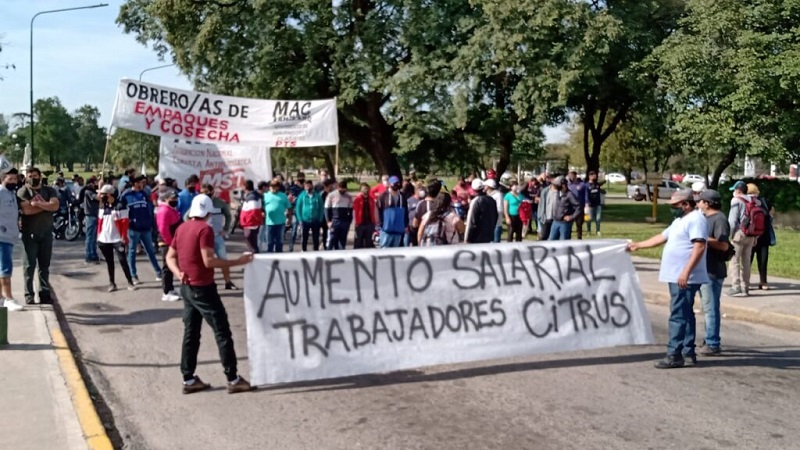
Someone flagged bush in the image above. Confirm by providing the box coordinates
[719,178,800,212]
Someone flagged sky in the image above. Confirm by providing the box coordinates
[0,0,567,142]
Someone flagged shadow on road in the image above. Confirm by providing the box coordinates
[64,308,182,326]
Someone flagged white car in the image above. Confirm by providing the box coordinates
[604,173,627,184]
[627,180,684,201]
[683,174,705,184]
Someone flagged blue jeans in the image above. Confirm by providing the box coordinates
[699,277,724,348]
[493,225,503,243]
[667,283,701,357]
[288,216,299,252]
[548,220,572,240]
[258,225,268,252]
[379,232,404,248]
[266,224,285,253]
[587,206,602,233]
[84,216,98,262]
[0,241,13,277]
[127,229,161,279]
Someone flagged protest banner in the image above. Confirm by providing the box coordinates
[110,78,338,147]
[243,240,654,385]
[158,139,272,195]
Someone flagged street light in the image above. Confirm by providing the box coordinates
[30,3,108,166]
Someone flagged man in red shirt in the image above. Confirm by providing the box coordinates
[166,194,255,394]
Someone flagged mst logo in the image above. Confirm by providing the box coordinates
[200,167,246,190]
[272,101,312,122]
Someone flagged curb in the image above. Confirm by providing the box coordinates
[642,288,800,333]
[50,326,115,450]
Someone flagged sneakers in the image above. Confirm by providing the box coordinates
[108,284,117,293]
[24,297,35,305]
[3,298,24,311]
[732,291,749,298]
[726,288,742,296]
[155,272,163,282]
[182,376,211,395]
[127,283,138,291]
[227,377,256,394]
[132,276,141,286]
[161,292,181,302]
[224,281,239,291]
[683,354,698,367]
[654,355,685,369]
[700,346,722,356]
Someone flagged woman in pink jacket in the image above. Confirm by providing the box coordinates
[156,189,182,302]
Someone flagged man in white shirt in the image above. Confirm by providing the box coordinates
[629,190,708,369]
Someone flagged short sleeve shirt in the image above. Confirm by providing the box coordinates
[705,211,730,280]
[18,185,58,234]
[171,219,216,286]
[659,210,709,284]
[263,191,290,226]
[504,192,523,216]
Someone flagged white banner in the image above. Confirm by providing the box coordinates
[111,78,339,147]
[158,139,272,194]
[244,241,654,385]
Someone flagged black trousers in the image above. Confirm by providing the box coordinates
[244,227,260,253]
[22,230,53,302]
[573,213,585,240]
[538,220,552,241]
[508,215,523,242]
[320,221,329,250]
[750,243,770,285]
[98,242,133,285]
[160,246,174,294]
[301,221,321,251]
[354,224,375,249]
[180,283,238,382]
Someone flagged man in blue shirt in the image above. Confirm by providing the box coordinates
[118,168,135,193]
[629,190,708,369]
[177,177,198,219]
[119,175,162,284]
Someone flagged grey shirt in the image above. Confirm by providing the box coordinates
[705,210,730,280]
[0,186,19,244]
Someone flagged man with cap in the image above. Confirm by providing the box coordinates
[629,190,708,368]
[696,189,730,356]
[548,176,580,241]
[80,176,101,264]
[464,178,498,244]
[324,180,354,250]
[119,174,162,284]
[376,176,408,248]
[727,180,755,296]
[165,194,255,394]
[485,179,504,242]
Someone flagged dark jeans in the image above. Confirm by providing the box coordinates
[508,215,523,242]
[84,216,99,262]
[667,283,700,357]
[244,227,260,253]
[98,242,133,285]
[750,244,770,285]
[320,221,329,250]
[329,221,350,250]
[301,221,321,251]
[160,246,174,294]
[573,211,585,239]
[538,220,552,241]
[22,230,53,302]
[180,283,238,382]
[354,224,374,249]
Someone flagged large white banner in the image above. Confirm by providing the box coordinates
[111,78,339,147]
[244,241,654,385]
[158,139,272,194]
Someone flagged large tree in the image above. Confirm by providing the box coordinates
[72,105,107,171]
[33,97,77,169]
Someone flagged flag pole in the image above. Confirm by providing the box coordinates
[334,144,339,180]
[101,132,112,183]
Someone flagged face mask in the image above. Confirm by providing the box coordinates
[187,187,196,194]
[670,206,685,219]
[306,188,313,194]
[4,183,17,191]
[168,200,178,207]
[417,191,426,199]
[29,178,41,187]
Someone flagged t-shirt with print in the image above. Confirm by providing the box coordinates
[659,209,709,284]
[263,191,290,226]
[18,185,58,234]
[705,210,730,280]
[171,219,216,287]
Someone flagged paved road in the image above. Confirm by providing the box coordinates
[50,239,800,450]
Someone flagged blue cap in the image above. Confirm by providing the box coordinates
[729,181,746,192]
[388,176,401,185]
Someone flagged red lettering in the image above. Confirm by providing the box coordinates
[220,120,228,131]
[134,101,145,114]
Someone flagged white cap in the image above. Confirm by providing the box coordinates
[691,181,705,192]
[484,179,497,189]
[471,179,484,191]
[188,194,220,218]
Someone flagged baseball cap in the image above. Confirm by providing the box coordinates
[698,189,721,204]
[471,179,484,191]
[388,175,401,185]
[691,181,705,192]
[669,190,694,205]
[729,180,746,192]
[188,194,220,218]
[486,169,497,179]
[158,188,178,202]
[746,183,760,195]
[99,184,115,195]
[552,176,565,187]
[484,179,497,189]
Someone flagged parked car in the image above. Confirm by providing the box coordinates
[604,173,627,184]
[627,180,684,201]
[683,174,705,184]
[670,173,685,183]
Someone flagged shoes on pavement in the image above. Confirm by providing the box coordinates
[654,355,685,369]
[132,277,141,286]
[39,297,53,305]
[161,293,181,302]
[726,288,742,296]
[3,298,24,311]
[108,284,118,293]
[225,281,239,291]
[759,284,772,290]
[24,297,35,305]
[683,354,698,367]
[155,272,163,282]
[227,377,256,394]
[700,346,722,356]
[127,283,138,291]
[182,376,211,395]
[732,291,749,298]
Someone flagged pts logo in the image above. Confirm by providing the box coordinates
[272,101,312,122]
[200,167,246,190]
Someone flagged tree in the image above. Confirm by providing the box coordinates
[72,105,107,172]
[118,0,481,177]
[33,97,77,169]
[0,114,8,138]
[108,128,159,172]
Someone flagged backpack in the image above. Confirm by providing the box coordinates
[421,214,451,246]
[740,197,766,237]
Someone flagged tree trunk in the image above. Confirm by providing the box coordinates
[710,146,738,190]
[583,103,629,175]
[340,94,401,177]
[322,148,336,181]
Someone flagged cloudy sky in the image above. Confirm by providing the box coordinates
[0,0,567,142]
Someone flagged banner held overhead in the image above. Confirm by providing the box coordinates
[110,78,338,147]
[243,240,654,385]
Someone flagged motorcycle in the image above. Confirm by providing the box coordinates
[53,203,83,241]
